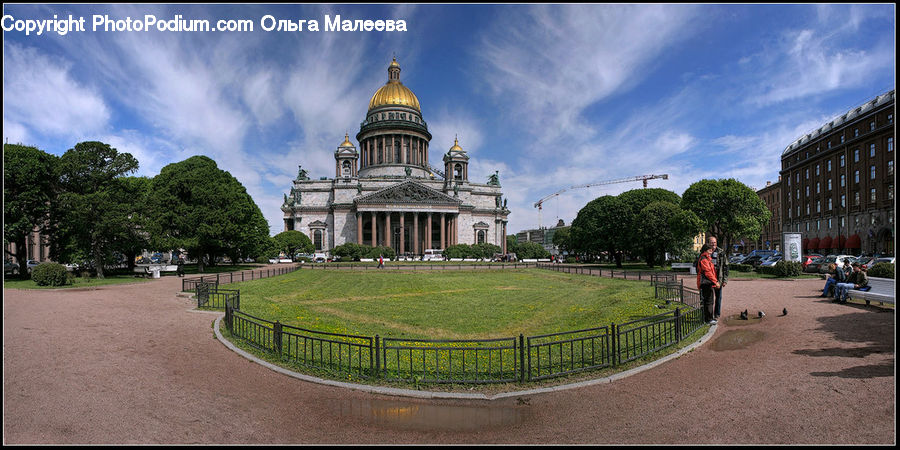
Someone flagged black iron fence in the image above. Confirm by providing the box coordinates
[182,264,301,292]
[210,266,706,385]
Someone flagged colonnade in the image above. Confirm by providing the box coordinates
[356,211,457,254]
[359,134,429,169]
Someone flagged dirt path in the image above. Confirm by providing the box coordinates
[2,271,894,444]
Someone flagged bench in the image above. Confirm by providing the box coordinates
[133,264,178,278]
[848,277,895,305]
[671,262,696,274]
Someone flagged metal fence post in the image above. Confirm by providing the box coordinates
[610,323,617,367]
[374,334,381,377]
[674,307,682,342]
[273,321,282,355]
[225,303,232,332]
[519,334,526,382]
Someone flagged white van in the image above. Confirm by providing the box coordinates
[313,252,328,263]
[422,249,443,261]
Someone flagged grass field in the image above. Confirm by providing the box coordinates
[228,268,677,340]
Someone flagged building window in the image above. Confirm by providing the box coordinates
[889,137,894,152]
[840,174,845,187]
[854,170,859,184]
[828,141,832,149]
[816,164,820,176]
[888,185,894,200]
[797,205,800,216]
[816,182,820,194]
[888,160,894,176]
[816,219,820,231]
[313,229,323,251]
[796,189,800,200]
[805,222,809,231]
[827,160,831,172]
[854,191,860,205]
[840,155,845,167]
[854,148,859,162]
[805,168,809,179]
[477,230,486,244]
[870,121,876,131]
[816,200,821,213]
[840,194,845,207]
[827,198,832,210]
[827,179,832,191]
[841,135,845,144]
[840,217,845,228]
[889,114,893,124]
[854,128,859,138]
[828,218,833,229]
[870,143,876,158]
[805,186,809,197]
[870,188,876,203]
[806,204,810,215]
[870,165,876,179]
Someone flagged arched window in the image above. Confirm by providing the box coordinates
[477,230,486,244]
[314,230,323,251]
[342,160,351,177]
[454,164,463,180]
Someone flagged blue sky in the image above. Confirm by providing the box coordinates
[3,4,895,236]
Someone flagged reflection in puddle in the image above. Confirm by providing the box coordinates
[710,329,765,351]
[331,398,530,431]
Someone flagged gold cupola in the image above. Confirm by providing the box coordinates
[368,57,421,112]
[339,133,354,148]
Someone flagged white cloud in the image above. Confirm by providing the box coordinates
[2,42,110,140]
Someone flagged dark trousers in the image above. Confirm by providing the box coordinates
[713,287,723,317]
[701,285,715,322]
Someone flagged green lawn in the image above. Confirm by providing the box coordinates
[3,274,152,289]
[228,268,678,340]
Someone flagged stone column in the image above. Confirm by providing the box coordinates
[357,213,362,244]
[385,212,391,248]
[502,221,507,254]
[399,212,405,256]
[413,213,419,255]
[440,213,446,249]
[427,212,433,250]
[371,212,376,247]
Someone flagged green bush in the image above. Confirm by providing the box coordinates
[868,262,895,279]
[756,265,777,275]
[729,263,754,272]
[366,245,395,260]
[332,242,369,261]
[774,260,803,277]
[31,262,71,286]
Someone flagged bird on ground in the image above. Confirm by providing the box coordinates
[782,308,788,316]
[740,310,748,320]
[758,311,765,318]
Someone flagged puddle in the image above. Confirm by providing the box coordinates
[721,313,769,326]
[710,329,766,351]
[331,398,531,431]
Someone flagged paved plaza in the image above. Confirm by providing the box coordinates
[2,269,895,444]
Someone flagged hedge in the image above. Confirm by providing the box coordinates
[868,262,895,279]
[31,262,71,286]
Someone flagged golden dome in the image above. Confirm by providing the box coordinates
[339,133,354,148]
[368,58,421,112]
[449,137,463,152]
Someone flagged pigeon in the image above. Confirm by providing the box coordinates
[758,311,766,318]
[782,308,788,316]
[740,310,748,320]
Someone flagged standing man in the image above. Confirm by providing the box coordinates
[707,236,729,320]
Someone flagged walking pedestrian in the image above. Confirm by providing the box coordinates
[377,254,384,269]
[176,257,185,278]
[697,243,720,324]
[706,236,729,319]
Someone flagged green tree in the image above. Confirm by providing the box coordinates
[146,156,270,273]
[273,230,314,259]
[617,188,682,262]
[681,178,771,256]
[3,144,58,278]
[634,201,701,267]
[516,241,550,259]
[52,142,139,278]
[569,195,629,266]
[115,176,152,270]
[506,235,519,255]
[551,226,571,254]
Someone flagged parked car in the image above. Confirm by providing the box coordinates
[26,260,41,274]
[759,255,783,267]
[4,260,19,275]
[801,254,823,269]
[741,255,766,267]
[864,257,895,270]
[817,255,857,274]
[729,254,746,264]
[805,256,827,273]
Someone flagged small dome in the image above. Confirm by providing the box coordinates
[449,137,463,152]
[368,58,421,112]
[339,133,354,148]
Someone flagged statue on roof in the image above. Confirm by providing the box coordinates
[296,165,309,181]
[405,166,412,177]
[488,170,500,186]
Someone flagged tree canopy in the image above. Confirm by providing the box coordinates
[146,155,270,272]
[3,144,58,277]
[52,141,140,278]
[273,230,314,258]
[681,178,771,255]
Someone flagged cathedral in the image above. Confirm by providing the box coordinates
[282,58,510,257]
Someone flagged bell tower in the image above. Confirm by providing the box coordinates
[334,133,358,178]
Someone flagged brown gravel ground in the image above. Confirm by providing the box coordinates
[2,269,895,445]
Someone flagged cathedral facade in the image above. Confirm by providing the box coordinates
[282,58,510,256]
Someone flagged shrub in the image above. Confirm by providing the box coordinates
[31,262,71,286]
[332,242,369,261]
[365,245,395,260]
[868,262,895,279]
[773,260,803,277]
[729,263,754,272]
[756,265,777,276]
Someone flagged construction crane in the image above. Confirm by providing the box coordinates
[533,174,669,228]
